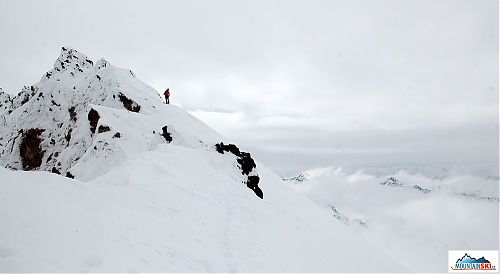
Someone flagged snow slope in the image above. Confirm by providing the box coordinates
[286,166,499,272]
[0,48,406,272]
[0,156,407,272]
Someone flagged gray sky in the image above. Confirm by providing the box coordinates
[0,0,498,176]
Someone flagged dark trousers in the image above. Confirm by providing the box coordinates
[165,95,170,104]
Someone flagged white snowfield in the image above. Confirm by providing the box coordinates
[0,48,407,272]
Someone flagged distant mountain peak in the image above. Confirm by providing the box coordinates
[380,176,403,187]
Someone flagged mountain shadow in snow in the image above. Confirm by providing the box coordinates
[215,142,263,199]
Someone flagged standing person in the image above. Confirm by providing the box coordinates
[164,88,170,104]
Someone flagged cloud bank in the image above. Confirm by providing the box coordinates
[0,0,497,176]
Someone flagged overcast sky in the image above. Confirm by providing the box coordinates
[0,0,498,176]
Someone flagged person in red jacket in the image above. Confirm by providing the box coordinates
[164,88,170,104]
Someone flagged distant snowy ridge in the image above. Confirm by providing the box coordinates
[285,166,499,271]
[283,166,340,183]
[285,166,499,200]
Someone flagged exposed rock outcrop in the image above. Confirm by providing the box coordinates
[160,126,172,143]
[88,109,100,134]
[19,128,45,170]
[118,93,140,113]
[215,142,263,199]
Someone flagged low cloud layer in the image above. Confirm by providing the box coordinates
[1,0,497,176]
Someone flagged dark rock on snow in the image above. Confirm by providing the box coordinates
[19,128,45,170]
[215,142,263,199]
[88,108,100,134]
[160,126,172,143]
[118,92,140,113]
[98,125,110,133]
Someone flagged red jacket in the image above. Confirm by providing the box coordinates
[164,89,170,96]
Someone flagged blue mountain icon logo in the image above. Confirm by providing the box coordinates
[456,254,491,264]
[452,253,496,271]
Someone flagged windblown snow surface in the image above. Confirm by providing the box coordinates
[284,166,499,272]
[0,48,407,272]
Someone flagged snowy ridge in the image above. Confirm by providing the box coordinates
[0,47,221,181]
[0,48,407,272]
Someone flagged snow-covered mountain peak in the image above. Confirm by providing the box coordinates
[0,47,223,181]
[45,47,94,79]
